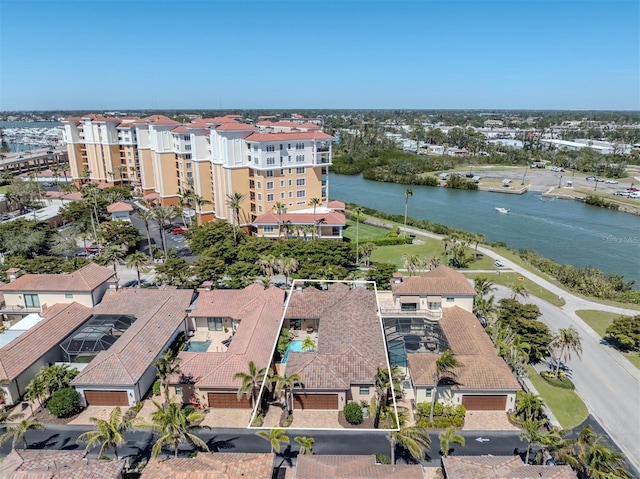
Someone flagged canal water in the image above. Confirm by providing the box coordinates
[330,173,640,286]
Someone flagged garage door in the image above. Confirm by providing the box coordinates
[84,390,129,406]
[208,392,252,409]
[293,393,338,410]
[462,395,507,411]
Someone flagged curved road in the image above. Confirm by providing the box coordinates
[403,224,640,473]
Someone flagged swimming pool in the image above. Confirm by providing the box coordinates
[282,340,304,363]
[183,340,211,352]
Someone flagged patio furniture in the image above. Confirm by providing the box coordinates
[306,326,314,334]
[221,336,233,347]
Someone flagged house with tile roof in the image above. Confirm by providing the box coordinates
[281,282,390,411]
[71,287,194,406]
[0,262,115,321]
[295,455,425,479]
[252,206,346,239]
[106,201,133,221]
[0,302,93,405]
[173,284,284,410]
[140,453,274,479]
[442,455,578,478]
[0,449,125,479]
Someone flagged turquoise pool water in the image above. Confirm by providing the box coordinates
[282,340,304,363]
[183,340,211,352]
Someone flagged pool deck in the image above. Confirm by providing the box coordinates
[190,329,230,352]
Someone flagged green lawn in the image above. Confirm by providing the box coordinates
[370,238,444,267]
[343,220,389,242]
[464,272,565,307]
[575,310,640,369]
[0,185,8,194]
[526,365,588,430]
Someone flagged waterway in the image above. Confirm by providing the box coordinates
[330,173,640,286]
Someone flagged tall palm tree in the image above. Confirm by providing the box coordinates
[0,418,45,449]
[519,418,548,464]
[151,205,173,257]
[374,366,402,428]
[509,283,529,301]
[308,197,321,239]
[0,410,24,426]
[439,426,465,457]
[141,401,209,458]
[125,251,151,287]
[403,188,413,238]
[102,245,125,275]
[473,294,497,322]
[550,326,582,378]
[277,256,299,286]
[77,407,131,459]
[360,242,375,267]
[473,276,496,297]
[234,361,267,408]
[430,350,463,423]
[256,428,289,454]
[403,254,420,276]
[226,192,246,243]
[514,391,546,423]
[272,202,287,238]
[138,208,155,256]
[387,408,430,464]
[257,254,278,278]
[472,233,485,259]
[561,425,631,478]
[354,206,363,265]
[192,194,212,226]
[153,349,182,408]
[294,436,315,455]
[272,372,302,413]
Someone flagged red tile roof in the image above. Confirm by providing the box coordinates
[393,266,475,296]
[171,126,191,133]
[285,284,388,390]
[0,449,125,478]
[178,285,284,389]
[141,453,274,479]
[107,201,133,213]
[0,303,93,381]
[206,116,240,124]
[442,455,578,478]
[143,115,180,125]
[257,120,321,130]
[215,122,257,131]
[245,131,334,142]
[116,123,134,129]
[295,455,424,479]
[72,288,194,387]
[0,262,115,293]
[407,307,520,390]
[327,200,345,209]
[252,210,346,226]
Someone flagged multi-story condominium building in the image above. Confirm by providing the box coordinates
[62,114,341,235]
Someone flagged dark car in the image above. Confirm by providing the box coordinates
[46,150,54,154]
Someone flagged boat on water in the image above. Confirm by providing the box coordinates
[495,207,510,214]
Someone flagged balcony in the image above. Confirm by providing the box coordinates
[379,309,442,320]
[0,304,41,315]
[316,146,330,153]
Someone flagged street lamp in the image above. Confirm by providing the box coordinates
[558,175,563,188]
[521,166,527,185]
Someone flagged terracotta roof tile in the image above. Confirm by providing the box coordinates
[0,449,125,478]
[245,131,334,142]
[442,455,577,479]
[106,201,133,213]
[327,200,345,209]
[140,452,274,479]
[171,126,191,133]
[0,262,115,293]
[72,288,194,387]
[393,266,475,296]
[252,210,345,226]
[295,455,425,479]
[0,302,92,381]
[215,122,257,131]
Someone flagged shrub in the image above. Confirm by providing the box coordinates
[415,403,465,428]
[251,411,265,427]
[280,411,294,427]
[540,371,575,389]
[152,380,161,396]
[375,453,391,464]
[46,388,81,418]
[343,401,363,424]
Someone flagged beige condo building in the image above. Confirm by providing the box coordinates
[62,114,337,232]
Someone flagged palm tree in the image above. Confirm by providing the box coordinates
[387,409,430,464]
[473,276,496,297]
[360,242,375,267]
[403,254,420,276]
[151,205,173,257]
[549,326,582,378]
[403,188,413,238]
[277,256,299,286]
[0,418,45,449]
[0,410,24,425]
[125,251,151,287]
[102,245,125,275]
[257,254,278,278]
[234,361,267,408]
[153,349,182,408]
[77,407,131,459]
[308,197,321,239]
[272,372,302,413]
[256,428,289,454]
[374,366,402,428]
[139,208,155,256]
[561,425,631,478]
[192,194,212,225]
[301,337,316,352]
[226,192,246,243]
[514,391,546,422]
[439,426,465,457]
[430,350,463,423]
[473,294,497,322]
[519,418,548,464]
[509,283,529,301]
[294,436,315,455]
[272,202,287,238]
[472,233,485,258]
[142,401,209,458]
[354,206,363,265]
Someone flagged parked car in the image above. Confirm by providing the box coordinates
[494,260,505,268]
[46,150,54,154]
[586,176,596,181]
[85,245,104,253]
[171,227,188,235]
[605,180,619,184]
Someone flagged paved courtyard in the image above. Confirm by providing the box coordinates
[462,411,520,431]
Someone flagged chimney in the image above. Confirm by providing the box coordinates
[200,281,213,291]
[392,272,403,284]
[6,268,21,282]
[107,278,119,290]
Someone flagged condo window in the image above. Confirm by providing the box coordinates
[185,154,191,160]
[446,297,455,302]
[288,180,292,186]
[257,181,261,189]
[257,194,262,201]
[359,386,370,395]
[288,144,291,149]
[258,205,262,212]
[289,191,293,198]
[187,172,192,178]
[281,192,285,199]
[266,182,274,190]
[296,143,305,150]
[267,157,275,165]
[296,190,306,198]
[280,144,283,150]
[267,194,274,202]
[24,294,40,308]
[296,167,305,174]
[264,225,274,233]
[185,144,191,151]
[266,171,274,177]
[296,178,305,186]
[183,135,190,141]
[266,145,275,152]
[280,180,285,187]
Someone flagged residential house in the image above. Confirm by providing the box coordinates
[442,455,578,478]
[282,282,389,411]
[0,302,93,405]
[107,201,133,221]
[252,207,345,239]
[0,449,125,479]
[140,453,274,479]
[0,262,115,321]
[295,455,425,479]
[172,284,284,409]
[71,287,194,406]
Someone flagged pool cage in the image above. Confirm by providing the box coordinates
[383,317,449,367]
[59,314,137,363]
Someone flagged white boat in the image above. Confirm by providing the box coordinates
[495,207,510,214]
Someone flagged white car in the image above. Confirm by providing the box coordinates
[605,180,619,184]
[494,260,505,268]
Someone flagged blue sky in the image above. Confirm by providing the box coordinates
[0,0,638,111]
